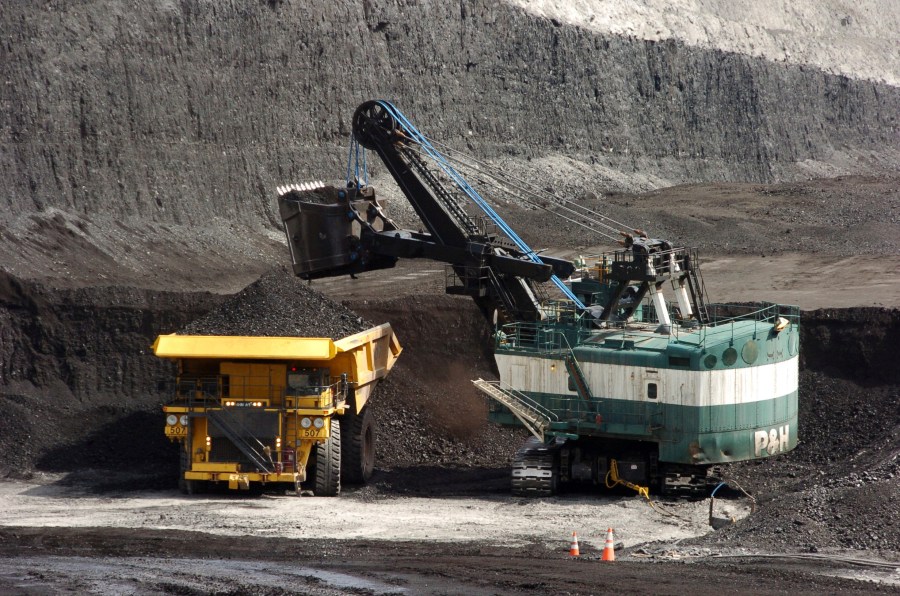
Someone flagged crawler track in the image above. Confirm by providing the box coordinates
[511,437,559,496]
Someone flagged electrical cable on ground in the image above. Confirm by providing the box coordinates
[706,553,900,570]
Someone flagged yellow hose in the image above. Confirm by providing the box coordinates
[605,459,650,500]
[605,459,692,521]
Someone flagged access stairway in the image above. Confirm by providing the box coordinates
[472,379,556,441]
[205,408,275,474]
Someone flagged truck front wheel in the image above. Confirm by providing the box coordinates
[315,418,341,496]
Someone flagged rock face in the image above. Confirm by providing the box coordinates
[0,270,220,477]
[510,0,900,86]
[2,0,898,232]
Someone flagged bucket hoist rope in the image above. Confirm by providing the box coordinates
[345,136,370,189]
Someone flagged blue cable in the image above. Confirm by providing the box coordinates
[362,145,369,186]
[345,137,371,190]
[710,482,727,498]
[375,101,585,309]
[355,142,361,187]
[345,137,355,187]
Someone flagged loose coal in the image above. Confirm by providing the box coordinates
[180,266,370,339]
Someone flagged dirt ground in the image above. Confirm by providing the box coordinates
[3,526,896,596]
[0,474,896,595]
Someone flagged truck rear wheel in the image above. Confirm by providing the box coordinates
[315,418,341,496]
[341,405,375,484]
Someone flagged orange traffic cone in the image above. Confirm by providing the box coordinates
[601,528,615,561]
[569,531,580,557]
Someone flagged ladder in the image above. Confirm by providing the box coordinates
[563,353,593,402]
[206,409,275,474]
[473,379,557,441]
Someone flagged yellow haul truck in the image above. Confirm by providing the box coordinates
[153,323,401,495]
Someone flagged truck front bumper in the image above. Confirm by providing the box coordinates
[185,468,303,490]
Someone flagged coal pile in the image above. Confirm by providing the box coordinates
[371,365,526,472]
[352,295,527,476]
[181,266,370,339]
[0,271,219,480]
[697,308,900,554]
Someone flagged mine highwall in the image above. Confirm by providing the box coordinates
[2,1,898,227]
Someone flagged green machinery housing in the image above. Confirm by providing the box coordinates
[276,100,799,496]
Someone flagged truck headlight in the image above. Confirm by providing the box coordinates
[300,417,312,428]
[313,417,325,429]
[179,415,189,426]
[166,414,177,426]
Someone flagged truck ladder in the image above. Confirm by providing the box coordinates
[473,379,556,441]
[206,409,275,474]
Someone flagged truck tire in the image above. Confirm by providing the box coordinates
[178,449,189,494]
[341,405,375,485]
[315,418,341,496]
[179,448,204,495]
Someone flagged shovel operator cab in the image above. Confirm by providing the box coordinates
[154,324,401,495]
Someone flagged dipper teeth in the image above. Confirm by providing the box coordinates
[276,181,326,196]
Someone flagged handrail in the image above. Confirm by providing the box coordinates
[170,375,346,409]
[176,381,275,473]
[474,378,558,441]
[489,379,559,422]
[205,408,274,473]
[497,300,799,352]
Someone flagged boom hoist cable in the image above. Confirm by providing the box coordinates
[406,144,621,242]
[398,132,715,329]
[419,138,635,243]
[351,101,646,246]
